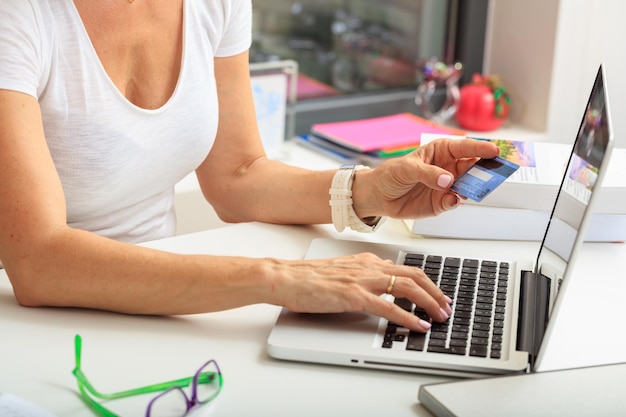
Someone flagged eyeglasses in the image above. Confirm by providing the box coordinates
[71,334,223,417]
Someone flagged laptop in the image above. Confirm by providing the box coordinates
[267,64,613,377]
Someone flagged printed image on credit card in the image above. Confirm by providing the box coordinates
[450,156,520,202]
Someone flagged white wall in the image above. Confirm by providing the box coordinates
[484,0,625,148]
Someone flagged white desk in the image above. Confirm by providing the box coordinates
[1,218,626,416]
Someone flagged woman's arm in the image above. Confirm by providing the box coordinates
[0,89,449,331]
[0,89,278,314]
[197,51,499,226]
[196,51,335,225]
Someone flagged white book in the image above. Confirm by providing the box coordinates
[404,205,626,242]
[421,134,626,213]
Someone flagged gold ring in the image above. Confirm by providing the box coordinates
[386,275,397,295]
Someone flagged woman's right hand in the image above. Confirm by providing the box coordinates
[270,252,452,332]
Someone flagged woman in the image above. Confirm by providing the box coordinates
[0,0,499,332]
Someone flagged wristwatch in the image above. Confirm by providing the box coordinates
[329,164,386,233]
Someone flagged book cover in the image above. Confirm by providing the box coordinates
[310,113,466,153]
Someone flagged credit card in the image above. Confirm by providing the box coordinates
[450,156,520,202]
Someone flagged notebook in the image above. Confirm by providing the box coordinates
[267,64,613,377]
[418,362,626,417]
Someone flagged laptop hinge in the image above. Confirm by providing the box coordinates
[516,270,551,367]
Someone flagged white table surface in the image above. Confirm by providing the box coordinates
[2,217,626,417]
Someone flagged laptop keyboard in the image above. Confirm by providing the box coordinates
[381,252,510,360]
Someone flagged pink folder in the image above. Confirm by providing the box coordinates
[311,113,466,153]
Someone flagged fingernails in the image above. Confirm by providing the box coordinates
[437,174,452,188]
[439,307,449,321]
[443,303,452,316]
[419,319,432,331]
[444,295,453,304]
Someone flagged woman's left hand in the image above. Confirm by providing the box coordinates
[354,138,500,220]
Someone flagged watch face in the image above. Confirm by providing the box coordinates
[340,164,358,170]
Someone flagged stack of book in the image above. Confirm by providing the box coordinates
[405,134,626,242]
[295,113,466,166]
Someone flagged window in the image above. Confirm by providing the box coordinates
[251,0,488,134]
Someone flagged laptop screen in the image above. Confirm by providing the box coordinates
[532,64,613,363]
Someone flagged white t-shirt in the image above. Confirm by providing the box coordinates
[0,0,252,243]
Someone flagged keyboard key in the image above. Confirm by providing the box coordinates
[404,253,425,267]
[428,339,447,348]
[471,337,489,346]
[472,323,491,331]
[394,334,406,342]
[453,317,470,326]
[440,278,458,287]
[394,297,413,312]
[469,345,488,357]
[430,331,448,340]
[431,322,449,331]
[406,332,426,351]
[426,255,443,263]
[450,331,468,340]
[476,302,493,311]
[463,258,479,268]
[424,267,441,276]
[427,345,466,355]
[472,330,490,339]
[449,339,468,348]
[453,323,470,333]
[444,257,461,267]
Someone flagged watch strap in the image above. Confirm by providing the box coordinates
[329,164,385,233]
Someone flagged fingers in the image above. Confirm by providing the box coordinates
[441,193,460,211]
[368,297,434,332]
[370,268,452,332]
[295,254,453,333]
[444,138,500,160]
[389,270,452,319]
[414,138,499,188]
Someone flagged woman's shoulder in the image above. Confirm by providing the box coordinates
[195,0,251,9]
[0,1,60,97]
[190,0,252,56]
[1,1,61,38]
